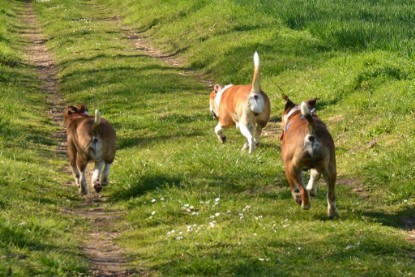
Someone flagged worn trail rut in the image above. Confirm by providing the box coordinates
[18,2,134,276]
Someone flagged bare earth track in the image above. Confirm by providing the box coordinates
[18,2,135,276]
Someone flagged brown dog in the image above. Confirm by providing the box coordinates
[280,96,338,218]
[64,104,116,195]
[209,52,271,153]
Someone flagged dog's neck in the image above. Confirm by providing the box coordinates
[65,112,90,127]
[283,106,301,125]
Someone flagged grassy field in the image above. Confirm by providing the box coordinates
[1,0,414,275]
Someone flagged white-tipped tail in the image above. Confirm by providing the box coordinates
[251,52,260,94]
[254,51,260,68]
[94,109,101,124]
[300,102,309,116]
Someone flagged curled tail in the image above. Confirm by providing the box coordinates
[248,52,264,114]
[300,102,316,135]
[251,51,260,94]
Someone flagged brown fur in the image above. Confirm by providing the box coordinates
[209,52,271,153]
[64,104,116,195]
[280,96,338,218]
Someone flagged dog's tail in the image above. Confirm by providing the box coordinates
[248,52,265,114]
[92,109,101,135]
[300,102,316,135]
[251,51,260,94]
[88,110,101,156]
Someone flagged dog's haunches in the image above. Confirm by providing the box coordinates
[64,104,116,195]
[280,96,338,218]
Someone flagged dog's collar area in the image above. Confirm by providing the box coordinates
[281,105,315,140]
[283,106,301,125]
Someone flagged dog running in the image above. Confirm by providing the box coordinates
[280,96,338,218]
[209,52,271,154]
[64,104,116,195]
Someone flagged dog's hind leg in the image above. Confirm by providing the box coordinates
[285,167,310,210]
[239,122,255,153]
[254,123,262,146]
[323,170,338,218]
[77,157,88,195]
[101,162,112,187]
[91,160,104,193]
[68,141,81,189]
[306,169,321,196]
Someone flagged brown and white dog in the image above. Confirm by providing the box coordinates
[209,52,271,153]
[64,104,116,195]
[280,96,338,218]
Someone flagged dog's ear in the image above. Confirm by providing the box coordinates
[65,105,78,115]
[77,104,88,114]
[282,95,296,112]
[213,84,223,93]
[306,98,318,108]
[305,98,319,113]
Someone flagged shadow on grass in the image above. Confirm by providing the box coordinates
[117,131,203,150]
[111,174,181,201]
[362,206,415,231]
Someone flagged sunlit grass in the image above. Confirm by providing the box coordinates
[6,0,413,275]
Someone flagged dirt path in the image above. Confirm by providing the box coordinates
[17,2,135,276]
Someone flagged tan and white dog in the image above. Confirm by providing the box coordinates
[209,52,271,153]
[64,104,116,195]
[280,96,338,218]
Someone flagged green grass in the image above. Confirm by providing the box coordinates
[0,1,88,276]
[1,0,413,275]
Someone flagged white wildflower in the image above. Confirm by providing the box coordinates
[243,205,251,212]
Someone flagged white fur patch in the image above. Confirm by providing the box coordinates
[283,106,301,124]
[248,94,264,114]
[215,84,233,110]
[254,52,260,68]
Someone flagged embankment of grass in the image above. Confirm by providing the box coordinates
[0,1,87,275]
